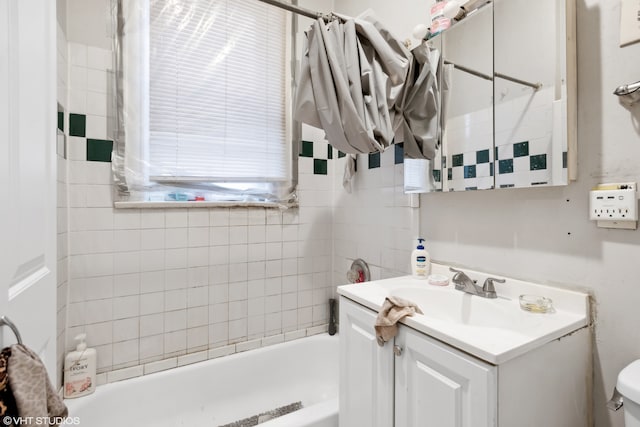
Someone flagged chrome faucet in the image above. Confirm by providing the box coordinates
[449,267,505,299]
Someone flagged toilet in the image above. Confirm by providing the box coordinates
[615,360,640,426]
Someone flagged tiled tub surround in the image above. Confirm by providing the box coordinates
[61,43,335,375]
[65,203,334,374]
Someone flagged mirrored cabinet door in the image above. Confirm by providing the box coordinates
[494,0,570,188]
[441,3,493,192]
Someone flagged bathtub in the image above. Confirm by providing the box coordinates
[64,334,338,427]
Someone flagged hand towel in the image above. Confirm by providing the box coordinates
[375,296,423,346]
[7,344,68,426]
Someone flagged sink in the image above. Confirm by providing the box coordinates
[337,263,590,364]
[390,286,541,333]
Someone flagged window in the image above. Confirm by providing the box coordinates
[117,0,294,203]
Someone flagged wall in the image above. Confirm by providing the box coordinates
[328,0,425,286]
[56,18,69,389]
[58,0,335,379]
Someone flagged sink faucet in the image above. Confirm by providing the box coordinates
[449,267,505,299]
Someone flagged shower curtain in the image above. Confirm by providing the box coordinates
[295,10,442,161]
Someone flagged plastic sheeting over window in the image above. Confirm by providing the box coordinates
[294,11,443,161]
[112,0,296,205]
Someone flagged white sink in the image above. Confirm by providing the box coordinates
[337,263,590,364]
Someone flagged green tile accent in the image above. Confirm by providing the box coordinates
[394,143,404,164]
[494,146,499,160]
[530,154,547,171]
[368,152,380,169]
[433,169,441,182]
[313,158,327,175]
[447,168,452,180]
[513,141,529,158]
[57,112,64,132]
[498,159,513,174]
[562,151,567,168]
[300,140,313,158]
[338,150,346,158]
[464,165,476,179]
[490,162,494,176]
[452,153,463,167]
[69,113,86,137]
[327,145,333,159]
[87,139,114,162]
[476,149,490,164]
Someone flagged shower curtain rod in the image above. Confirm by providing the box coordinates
[256,0,327,20]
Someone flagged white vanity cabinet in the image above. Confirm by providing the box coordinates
[339,294,591,427]
[339,295,394,427]
[395,325,496,427]
[339,297,495,427]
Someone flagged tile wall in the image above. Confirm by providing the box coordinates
[56,22,69,389]
[331,139,418,288]
[58,42,335,375]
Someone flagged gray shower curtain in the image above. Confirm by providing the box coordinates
[295,11,442,160]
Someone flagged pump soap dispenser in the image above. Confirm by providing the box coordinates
[64,333,97,398]
[411,238,431,279]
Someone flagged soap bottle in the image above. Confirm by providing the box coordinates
[411,238,431,279]
[64,333,97,398]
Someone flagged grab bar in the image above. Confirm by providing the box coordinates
[0,316,23,345]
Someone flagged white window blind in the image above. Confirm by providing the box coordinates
[148,0,290,182]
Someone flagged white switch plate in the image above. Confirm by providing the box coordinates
[589,182,638,229]
[620,0,640,47]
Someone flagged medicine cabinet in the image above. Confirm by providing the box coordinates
[404,0,576,193]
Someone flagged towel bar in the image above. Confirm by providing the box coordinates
[0,316,23,345]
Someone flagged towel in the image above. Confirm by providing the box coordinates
[375,296,423,346]
[7,344,68,426]
[0,348,18,421]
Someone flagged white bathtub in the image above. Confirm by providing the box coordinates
[64,334,338,427]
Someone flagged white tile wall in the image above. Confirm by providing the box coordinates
[56,22,70,389]
[58,36,417,380]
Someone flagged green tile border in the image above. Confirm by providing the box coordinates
[87,138,114,162]
[394,143,404,164]
[300,140,313,158]
[69,113,86,137]
[313,158,327,175]
[368,152,380,169]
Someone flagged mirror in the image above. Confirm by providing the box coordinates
[441,3,493,191]
[405,0,575,192]
[494,0,570,188]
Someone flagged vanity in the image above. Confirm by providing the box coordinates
[337,263,591,427]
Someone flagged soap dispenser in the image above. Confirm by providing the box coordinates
[411,238,431,279]
[64,333,97,398]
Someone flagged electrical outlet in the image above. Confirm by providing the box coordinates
[589,182,638,229]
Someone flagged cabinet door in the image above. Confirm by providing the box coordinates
[395,326,497,427]
[339,297,394,427]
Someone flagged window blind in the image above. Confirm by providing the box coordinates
[148,0,289,182]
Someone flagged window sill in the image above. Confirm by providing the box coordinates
[114,200,298,209]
